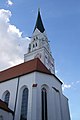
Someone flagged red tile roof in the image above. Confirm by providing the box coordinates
[0,58,62,84]
[0,58,50,82]
[0,99,13,114]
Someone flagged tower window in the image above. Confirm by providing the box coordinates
[20,88,28,120]
[33,44,35,48]
[42,88,48,120]
[34,38,35,40]
[36,43,37,47]
[36,36,38,39]
[29,44,31,50]
[4,91,10,105]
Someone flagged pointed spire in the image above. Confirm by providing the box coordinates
[34,9,45,33]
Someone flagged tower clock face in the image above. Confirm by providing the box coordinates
[34,53,41,59]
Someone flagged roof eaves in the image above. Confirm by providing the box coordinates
[0,100,14,114]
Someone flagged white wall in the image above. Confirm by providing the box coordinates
[0,78,18,111]
[61,94,71,120]
[24,47,45,63]
[35,72,62,120]
[35,72,62,93]
[14,72,35,120]
[34,72,70,120]
[0,109,13,120]
[0,71,70,120]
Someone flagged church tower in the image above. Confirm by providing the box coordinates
[24,9,55,74]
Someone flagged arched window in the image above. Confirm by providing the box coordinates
[20,88,28,120]
[4,91,10,105]
[42,88,48,120]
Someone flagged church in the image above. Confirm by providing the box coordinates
[0,9,71,120]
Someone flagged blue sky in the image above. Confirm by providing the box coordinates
[0,0,80,119]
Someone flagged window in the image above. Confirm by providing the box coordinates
[33,44,35,48]
[34,38,35,40]
[36,36,38,39]
[4,91,10,105]
[36,43,37,47]
[42,88,48,120]
[20,88,28,120]
[28,44,31,51]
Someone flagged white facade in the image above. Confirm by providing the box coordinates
[0,71,70,120]
[0,109,13,120]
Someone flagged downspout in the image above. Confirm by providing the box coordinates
[13,77,20,120]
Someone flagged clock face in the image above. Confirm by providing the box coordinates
[34,53,41,59]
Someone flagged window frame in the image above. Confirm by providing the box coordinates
[20,88,28,120]
[4,91,10,105]
[41,87,48,120]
